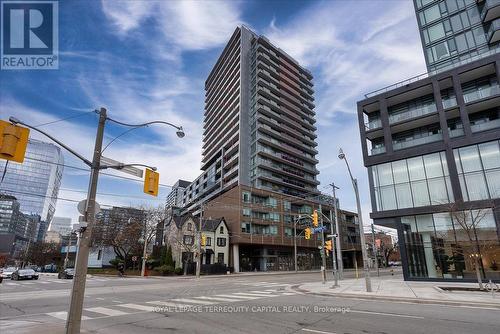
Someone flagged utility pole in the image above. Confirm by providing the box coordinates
[196,201,203,278]
[140,229,148,277]
[294,216,298,272]
[371,223,380,277]
[338,148,372,293]
[66,108,106,334]
[328,184,339,288]
[64,233,73,270]
[330,182,343,280]
[318,204,327,284]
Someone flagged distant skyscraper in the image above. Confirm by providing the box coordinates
[181,25,319,211]
[0,139,64,240]
[414,0,499,73]
[49,216,73,236]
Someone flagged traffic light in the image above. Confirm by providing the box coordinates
[0,120,29,163]
[312,210,318,227]
[325,240,333,251]
[144,168,159,196]
[201,233,207,247]
[304,228,311,240]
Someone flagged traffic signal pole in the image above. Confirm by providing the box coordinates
[66,107,107,334]
[318,204,327,284]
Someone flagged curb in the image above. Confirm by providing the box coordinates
[293,286,500,309]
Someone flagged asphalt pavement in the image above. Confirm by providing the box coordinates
[1,271,499,334]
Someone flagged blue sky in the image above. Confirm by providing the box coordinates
[0,0,427,229]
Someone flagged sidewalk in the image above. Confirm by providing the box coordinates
[296,274,500,308]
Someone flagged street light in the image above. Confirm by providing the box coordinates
[338,148,372,293]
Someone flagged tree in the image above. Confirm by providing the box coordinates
[24,241,62,267]
[447,203,494,290]
[380,240,398,267]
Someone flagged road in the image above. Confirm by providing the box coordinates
[1,271,498,334]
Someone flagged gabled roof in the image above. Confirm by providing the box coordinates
[167,214,226,232]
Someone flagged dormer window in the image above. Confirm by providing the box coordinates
[219,226,224,234]
[187,223,192,231]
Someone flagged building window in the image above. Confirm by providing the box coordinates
[217,237,226,247]
[183,235,194,245]
[454,140,500,200]
[242,208,251,217]
[268,212,280,222]
[217,253,224,264]
[241,222,251,233]
[97,250,102,260]
[284,227,293,237]
[187,223,192,231]
[401,209,498,280]
[284,200,291,211]
[242,191,251,203]
[371,151,453,211]
[219,226,224,234]
[205,237,212,246]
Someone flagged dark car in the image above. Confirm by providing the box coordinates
[11,269,39,280]
[58,268,75,279]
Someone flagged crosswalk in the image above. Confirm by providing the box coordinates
[42,288,300,322]
[232,280,292,289]
[0,277,116,288]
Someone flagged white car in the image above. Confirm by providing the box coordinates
[1,267,17,279]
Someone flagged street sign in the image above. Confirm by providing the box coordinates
[101,156,144,178]
[327,234,338,238]
[77,199,101,215]
[312,226,327,233]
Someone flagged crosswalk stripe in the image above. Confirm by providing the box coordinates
[117,303,156,312]
[171,298,217,305]
[233,292,278,298]
[215,294,261,300]
[281,292,298,296]
[4,283,19,286]
[85,307,128,316]
[193,296,241,302]
[38,281,50,284]
[24,282,35,285]
[147,301,196,308]
[47,311,91,320]
[249,290,274,294]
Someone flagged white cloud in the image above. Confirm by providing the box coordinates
[101,0,244,51]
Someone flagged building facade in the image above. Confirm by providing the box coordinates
[415,0,500,73]
[49,216,73,236]
[358,2,500,281]
[166,180,191,208]
[0,139,64,240]
[178,25,318,213]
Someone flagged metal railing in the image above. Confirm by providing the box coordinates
[471,118,500,133]
[388,104,437,124]
[393,133,443,150]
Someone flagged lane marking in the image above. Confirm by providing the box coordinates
[147,301,196,308]
[249,290,274,294]
[171,298,217,305]
[302,329,336,334]
[117,303,155,312]
[233,292,277,298]
[215,294,261,300]
[85,307,128,316]
[350,310,424,319]
[193,296,242,302]
[47,311,91,321]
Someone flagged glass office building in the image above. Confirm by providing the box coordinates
[0,139,64,240]
[415,0,500,73]
[357,2,499,281]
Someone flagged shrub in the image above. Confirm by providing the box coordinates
[174,267,183,275]
[155,265,174,276]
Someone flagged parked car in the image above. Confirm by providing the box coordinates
[11,268,39,280]
[1,267,17,279]
[58,268,75,279]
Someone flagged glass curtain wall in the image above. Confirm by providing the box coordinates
[402,210,499,280]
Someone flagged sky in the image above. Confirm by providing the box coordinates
[0,0,427,233]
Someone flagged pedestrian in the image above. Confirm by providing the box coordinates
[118,262,125,277]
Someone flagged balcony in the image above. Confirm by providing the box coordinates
[487,18,500,44]
[388,103,437,124]
[365,118,382,130]
[370,146,386,156]
[471,117,500,133]
[462,83,500,103]
[442,96,457,109]
[480,0,500,22]
[393,132,443,150]
[449,128,465,138]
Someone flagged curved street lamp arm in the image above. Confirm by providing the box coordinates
[9,117,92,167]
[106,117,183,131]
[99,163,157,171]
[101,126,141,154]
